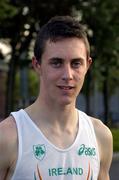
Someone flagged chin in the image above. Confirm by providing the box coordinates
[58,98,75,106]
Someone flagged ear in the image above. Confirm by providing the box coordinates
[87,57,92,70]
[32,56,41,74]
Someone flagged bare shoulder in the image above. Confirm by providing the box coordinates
[90,116,113,177]
[0,116,17,176]
[0,115,17,145]
[90,116,113,146]
[91,117,112,140]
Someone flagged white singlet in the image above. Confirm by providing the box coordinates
[11,109,100,180]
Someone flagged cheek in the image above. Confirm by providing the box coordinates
[41,70,57,83]
[76,68,87,80]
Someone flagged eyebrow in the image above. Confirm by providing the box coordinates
[49,57,63,61]
[49,57,85,62]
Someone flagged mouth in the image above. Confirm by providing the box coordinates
[57,86,74,90]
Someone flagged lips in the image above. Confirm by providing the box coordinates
[57,86,74,90]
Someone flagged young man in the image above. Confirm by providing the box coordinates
[0,16,113,180]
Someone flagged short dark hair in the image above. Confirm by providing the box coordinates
[34,16,90,63]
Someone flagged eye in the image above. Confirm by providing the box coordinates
[50,58,63,68]
[71,59,82,68]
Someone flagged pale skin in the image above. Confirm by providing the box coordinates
[0,38,113,179]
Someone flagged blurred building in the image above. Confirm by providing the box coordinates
[76,91,119,126]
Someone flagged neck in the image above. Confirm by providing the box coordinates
[26,97,78,129]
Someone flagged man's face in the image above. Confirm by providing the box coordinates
[38,37,92,106]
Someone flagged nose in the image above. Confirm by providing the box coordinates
[62,64,73,81]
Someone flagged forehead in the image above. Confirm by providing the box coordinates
[42,38,87,60]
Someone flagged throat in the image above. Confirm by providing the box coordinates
[50,127,79,149]
[44,116,79,149]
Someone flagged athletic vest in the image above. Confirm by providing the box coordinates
[11,109,100,180]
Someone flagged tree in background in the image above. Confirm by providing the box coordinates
[0,0,82,116]
[78,0,119,124]
[0,0,119,124]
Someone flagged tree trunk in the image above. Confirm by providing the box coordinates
[5,49,17,117]
[5,23,34,117]
[102,68,110,125]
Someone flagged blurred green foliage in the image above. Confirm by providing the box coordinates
[0,0,119,121]
[111,128,119,152]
